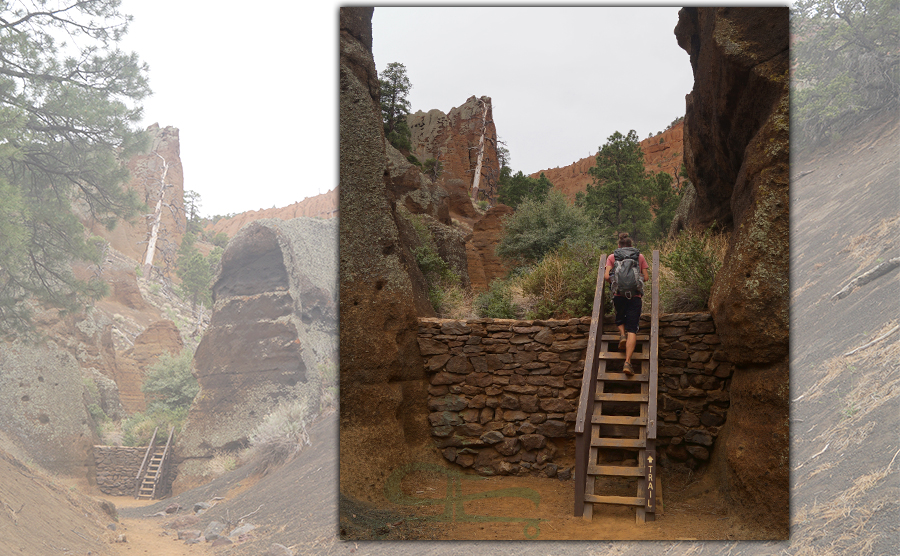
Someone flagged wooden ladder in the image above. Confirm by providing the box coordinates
[135,426,175,500]
[574,250,660,523]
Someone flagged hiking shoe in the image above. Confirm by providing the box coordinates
[618,335,627,350]
[623,361,634,376]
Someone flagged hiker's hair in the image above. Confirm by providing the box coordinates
[618,232,633,247]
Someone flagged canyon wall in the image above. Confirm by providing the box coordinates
[339,6,440,504]
[205,188,338,238]
[674,6,790,536]
[530,122,685,202]
[175,217,337,492]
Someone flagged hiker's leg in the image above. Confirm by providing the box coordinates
[625,332,637,362]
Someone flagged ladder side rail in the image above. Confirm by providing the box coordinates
[152,426,175,500]
[648,250,660,439]
[134,426,159,498]
[574,253,607,517]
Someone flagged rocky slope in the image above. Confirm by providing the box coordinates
[205,188,338,238]
[530,122,685,202]
[673,6,790,535]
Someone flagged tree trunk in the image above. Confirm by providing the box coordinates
[471,99,488,200]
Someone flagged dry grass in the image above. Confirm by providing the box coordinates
[789,318,899,556]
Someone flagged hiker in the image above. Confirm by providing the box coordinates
[604,232,649,376]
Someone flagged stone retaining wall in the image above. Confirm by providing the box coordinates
[417,313,733,477]
[94,446,175,497]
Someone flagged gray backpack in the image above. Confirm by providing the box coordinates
[610,247,644,298]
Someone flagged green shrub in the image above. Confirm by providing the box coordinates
[659,226,728,312]
[211,232,229,248]
[520,240,605,319]
[406,154,422,167]
[475,280,517,319]
[497,190,598,266]
[142,348,199,412]
[122,406,190,447]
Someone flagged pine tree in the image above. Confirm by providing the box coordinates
[0,0,150,334]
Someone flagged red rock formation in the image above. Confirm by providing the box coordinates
[466,204,514,292]
[675,6,789,536]
[88,124,186,274]
[530,122,685,202]
[407,96,500,224]
[205,188,338,238]
[116,320,184,413]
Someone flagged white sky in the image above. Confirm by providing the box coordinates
[118,1,784,217]
[372,6,694,176]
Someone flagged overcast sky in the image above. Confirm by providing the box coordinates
[117,2,764,217]
[372,7,694,177]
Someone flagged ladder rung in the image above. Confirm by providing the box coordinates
[591,415,647,426]
[587,464,645,477]
[598,372,648,381]
[600,334,649,342]
[597,352,649,360]
[596,393,649,403]
[584,494,645,506]
[590,438,646,448]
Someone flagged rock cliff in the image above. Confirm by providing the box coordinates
[88,124,187,274]
[408,96,501,221]
[339,6,438,503]
[530,122,685,202]
[175,217,337,492]
[674,6,790,535]
[205,188,338,238]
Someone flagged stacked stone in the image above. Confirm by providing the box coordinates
[418,317,591,477]
[417,311,731,474]
[647,312,732,469]
[93,446,145,495]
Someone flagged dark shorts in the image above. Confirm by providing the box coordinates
[613,295,642,334]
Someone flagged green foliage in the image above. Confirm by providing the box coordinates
[659,226,727,312]
[402,209,463,316]
[793,0,899,148]
[380,62,412,136]
[474,280,517,319]
[87,403,109,424]
[520,240,606,319]
[423,158,442,180]
[122,406,189,447]
[0,0,150,335]
[142,348,199,412]
[406,154,422,167]
[577,130,653,239]
[646,171,683,239]
[175,233,213,309]
[497,171,553,209]
[183,190,203,234]
[497,189,598,266]
[386,115,412,152]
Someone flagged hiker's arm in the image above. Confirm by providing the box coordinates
[642,267,649,282]
[605,263,613,282]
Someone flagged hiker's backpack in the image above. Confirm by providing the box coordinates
[610,247,644,298]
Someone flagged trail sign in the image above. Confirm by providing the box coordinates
[645,450,657,512]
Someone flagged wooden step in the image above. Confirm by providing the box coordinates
[587,464,645,477]
[591,415,648,426]
[598,372,648,381]
[596,352,649,360]
[590,437,646,448]
[595,392,649,403]
[600,334,649,342]
[584,494,644,507]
